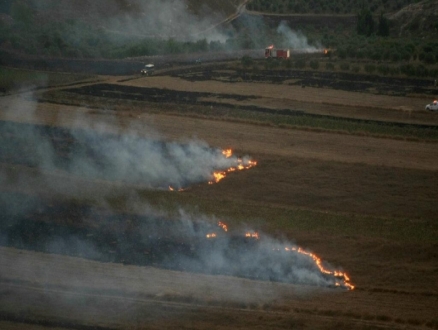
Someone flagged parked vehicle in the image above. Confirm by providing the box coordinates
[265,45,290,59]
[425,100,438,111]
[141,64,155,75]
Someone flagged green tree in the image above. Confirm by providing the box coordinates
[10,1,34,26]
[241,55,254,68]
[377,13,390,37]
[310,60,319,70]
[357,8,375,36]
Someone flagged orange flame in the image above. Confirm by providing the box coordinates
[222,149,233,158]
[245,231,259,239]
[209,171,226,184]
[206,220,354,290]
[284,246,354,290]
[168,186,185,192]
[218,221,228,232]
[208,149,258,185]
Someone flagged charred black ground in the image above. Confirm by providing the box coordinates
[0,191,347,288]
[170,67,435,96]
[0,120,235,189]
[0,120,350,289]
[60,84,438,131]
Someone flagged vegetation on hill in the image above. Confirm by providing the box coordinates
[247,0,421,14]
[0,0,437,78]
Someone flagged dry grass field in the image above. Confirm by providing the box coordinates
[0,62,437,329]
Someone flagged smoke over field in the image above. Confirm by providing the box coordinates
[277,21,324,53]
[0,191,353,289]
[0,94,353,291]
[0,119,256,190]
[27,0,233,42]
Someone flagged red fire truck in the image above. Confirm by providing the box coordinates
[265,45,290,59]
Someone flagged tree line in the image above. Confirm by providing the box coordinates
[247,0,421,14]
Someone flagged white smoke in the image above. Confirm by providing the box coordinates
[277,21,323,53]
[132,0,229,42]
[0,93,351,295]
[0,95,253,191]
[31,0,230,43]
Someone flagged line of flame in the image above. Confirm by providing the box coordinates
[284,246,354,290]
[208,152,258,185]
[206,221,353,289]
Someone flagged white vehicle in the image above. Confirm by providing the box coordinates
[425,100,438,111]
[141,64,154,75]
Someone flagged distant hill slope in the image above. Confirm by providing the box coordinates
[0,0,247,58]
[247,0,422,14]
[389,0,438,37]
[0,0,245,22]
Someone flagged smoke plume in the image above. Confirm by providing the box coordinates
[0,93,352,293]
[277,20,323,53]
[30,0,231,42]
[0,113,253,191]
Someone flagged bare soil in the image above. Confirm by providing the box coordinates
[0,64,437,329]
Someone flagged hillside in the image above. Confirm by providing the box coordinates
[0,0,248,58]
[247,0,422,14]
[0,0,436,69]
[0,0,245,36]
[0,0,245,19]
[389,0,438,37]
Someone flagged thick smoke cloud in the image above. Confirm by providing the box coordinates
[169,210,347,288]
[0,103,252,191]
[0,93,350,292]
[0,198,349,289]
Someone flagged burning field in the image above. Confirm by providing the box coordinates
[0,120,256,190]
[0,60,437,330]
[0,119,352,290]
[0,194,353,290]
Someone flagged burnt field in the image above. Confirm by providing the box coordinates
[169,66,436,96]
[65,83,436,128]
[0,119,260,191]
[0,120,350,288]
[0,191,351,289]
[59,83,438,139]
[1,59,438,329]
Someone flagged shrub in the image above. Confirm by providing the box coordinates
[340,63,350,71]
[337,48,347,59]
[400,64,415,76]
[416,64,429,77]
[295,59,306,69]
[241,55,254,68]
[423,53,436,64]
[370,51,382,61]
[283,59,293,69]
[309,60,319,69]
[377,64,390,75]
[352,65,361,73]
[390,51,401,62]
[325,62,335,71]
[364,64,376,74]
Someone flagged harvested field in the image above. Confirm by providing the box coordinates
[0,60,437,329]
